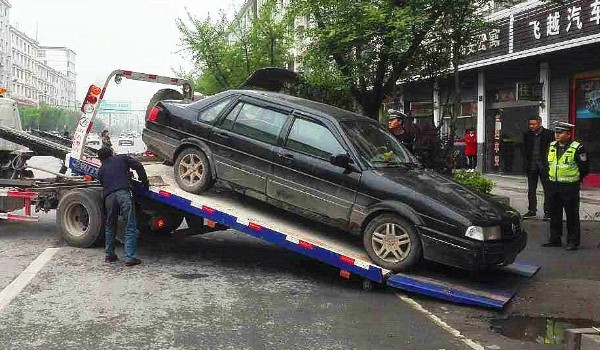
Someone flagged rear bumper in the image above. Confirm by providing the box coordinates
[420,227,528,271]
[142,128,177,162]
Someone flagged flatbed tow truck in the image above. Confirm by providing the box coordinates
[0,69,540,309]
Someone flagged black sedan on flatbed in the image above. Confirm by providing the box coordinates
[143,89,526,272]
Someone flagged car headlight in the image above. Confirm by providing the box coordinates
[465,226,502,241]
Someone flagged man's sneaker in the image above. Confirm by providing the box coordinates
[105,255,119,263]
[522,211,537,219]
[566,244,579,251]
[541,241,562,247]
[543,213,551,221]
[124,258,142,267]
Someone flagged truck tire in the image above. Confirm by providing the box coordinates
[174,147,213,194]
[137,210,184,237]
[57,188,104,248]
[145,88,184,119]
[363,214,422,272]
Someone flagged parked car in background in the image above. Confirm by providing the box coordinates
[117,135,134,146]
[143,90,526,272]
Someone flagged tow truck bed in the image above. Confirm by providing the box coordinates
[136,163,538,309]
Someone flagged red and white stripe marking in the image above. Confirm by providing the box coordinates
[119,71,188,86]
[0,190,38,199]
[0,212,39,222]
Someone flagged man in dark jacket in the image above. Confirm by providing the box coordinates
[522,116,554,219]
[97,147,149,266]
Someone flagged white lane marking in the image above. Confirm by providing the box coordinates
[396,293,485,350]
[0,248,59,312]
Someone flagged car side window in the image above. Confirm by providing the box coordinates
[286,118,346,159]
[219,102,243,131]
[197,98,232,123]
[230,103,288,144]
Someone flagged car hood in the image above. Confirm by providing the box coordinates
[368,166,509,224]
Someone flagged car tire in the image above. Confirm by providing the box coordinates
[174,147,213,194]
[363,214,422,272]
[57,188,105,248]
[145,88,184,120]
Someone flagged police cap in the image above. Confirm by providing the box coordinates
[552,121,574,133]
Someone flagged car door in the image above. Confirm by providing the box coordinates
[268,114,360,228]
[210,97,291,200]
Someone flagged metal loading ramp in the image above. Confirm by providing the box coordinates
[69,160,540,309]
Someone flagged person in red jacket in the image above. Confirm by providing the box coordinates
[464,128,477,171]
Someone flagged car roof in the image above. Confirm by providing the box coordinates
[227,90,372,123]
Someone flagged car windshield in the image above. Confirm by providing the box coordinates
[340,120,418,168]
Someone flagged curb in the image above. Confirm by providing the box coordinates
[495,185,600,206]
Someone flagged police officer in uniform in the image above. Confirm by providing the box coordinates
[388,109,415,153]
[542,122,590,251]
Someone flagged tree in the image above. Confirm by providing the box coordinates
[18,106,79,133]
[177,0,293,95]
[289,0,513,119]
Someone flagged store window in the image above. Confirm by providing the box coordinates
[409,101,434,125]
[571,70,600,185]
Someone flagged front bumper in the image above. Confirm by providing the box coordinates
[419,227,528,271]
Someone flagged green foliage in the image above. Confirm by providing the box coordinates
[177,0,293,95]
[289,0,514,119]
[452,170,494,194]
[18,106,80,133]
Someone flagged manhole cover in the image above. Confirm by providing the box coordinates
[490,316,598,345]
[172,273,209,280]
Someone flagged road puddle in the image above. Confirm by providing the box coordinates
[172,273,209,280]
[490,316,598,344]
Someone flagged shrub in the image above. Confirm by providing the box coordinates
[452,170,494,194]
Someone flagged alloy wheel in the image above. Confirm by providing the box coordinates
[178,153,204,186]
[371,223,412,263]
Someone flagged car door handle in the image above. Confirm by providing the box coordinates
[214,131,229,140]
[278,152,294,164]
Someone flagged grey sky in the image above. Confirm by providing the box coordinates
[11,0,242,109]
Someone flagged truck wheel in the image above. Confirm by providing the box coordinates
[363,214,422,272]
[57,188,104,248]
[145,88,184,119]
[137,210,184,237]
[174,148,213,194]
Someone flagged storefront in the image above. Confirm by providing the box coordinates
[400,0,600,186]
[571,69,600,186]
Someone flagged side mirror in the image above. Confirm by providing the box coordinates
[330,153,351,168]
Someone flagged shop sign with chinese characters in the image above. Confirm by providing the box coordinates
[462,19,510,63]
[513,0,600,52]
[461,1,600,65]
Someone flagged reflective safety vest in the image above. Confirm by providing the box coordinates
[548,140,581,183]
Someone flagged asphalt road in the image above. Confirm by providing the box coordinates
[2,154,598,350]
[0,215,472,350]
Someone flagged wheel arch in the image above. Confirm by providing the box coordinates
[360,201,424,235]
[173,139,216,179]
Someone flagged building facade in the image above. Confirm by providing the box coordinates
[401,0,600,187]
[38,46,77,109]
[0,0,10,90]
[0,1,77,109]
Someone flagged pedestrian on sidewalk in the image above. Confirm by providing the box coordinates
[542,122,590,251]
[97,146,150,266]
[464,128,477,171]
[522,116,554,220]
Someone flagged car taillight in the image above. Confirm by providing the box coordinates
[148,106,161,122]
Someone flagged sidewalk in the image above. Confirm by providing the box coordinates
[486,174,600,221]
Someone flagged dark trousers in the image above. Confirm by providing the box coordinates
[547,182,581,246]
[466,155,477,169]
[526,167,549,214]
[104,189,138,261]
